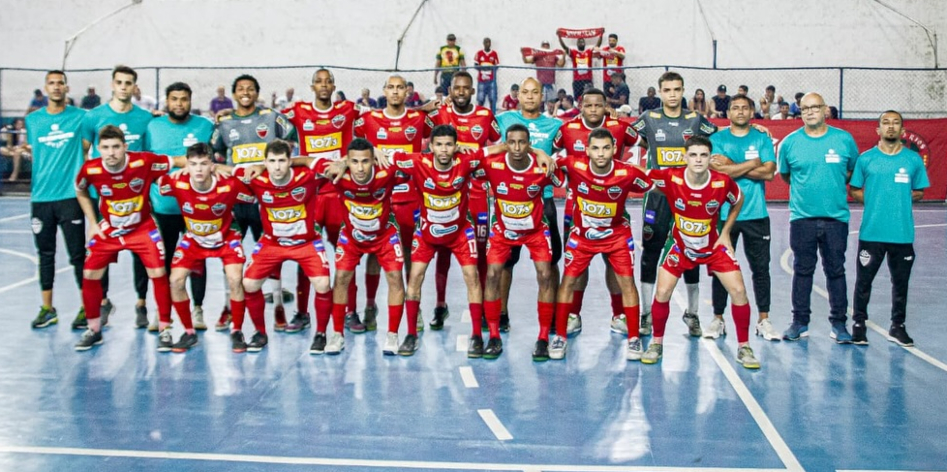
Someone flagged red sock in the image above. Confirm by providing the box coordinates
[246,290,266,334]
[469,302,484,337]
[173,300,195,333]
[435,250,450,305]
[538,301,555,340]
[624,305,640,338]
[406,299,420,336]
[365,273,380,306]
[571,289,585,315]
[296,267,310,313]
[388,303,404,333]
[732,303,751,343]
[314,291,332,333]
[152,276,172,325]
[230,299,246,332]
[610,293,623,317]
[82,278,103,326]
[484,298,501,339]
[555,302,571,337]
[332,303,347,334]
[347,281,357,314]
[652,300,670,338]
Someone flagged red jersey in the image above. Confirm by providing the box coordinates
[556,154,651,240]
[428,104,500,196]
[568,49,594,81]
[282,100,359,160]
[598,45,626,82]
[648,167,742,258]
[474,49,499,83]
[354,109,432,204]
[234,166,322,246]
[311,159,408,241]
[75,152,173,238]
[392,150,486,244]
[482,153,560,236]
[502,95,519,111]
[553,116,638,158]
[158,174,255,249]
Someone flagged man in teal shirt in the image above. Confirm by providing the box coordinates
[25,70,88,330]
[143,82,215,330]
[495,77,563,331]
[849,110,929,346]
[777,92,859,343]
[708,95,781,341]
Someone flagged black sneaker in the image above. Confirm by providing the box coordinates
[285,312,311,333]
[345,312,366,333]
[363,304,378,331]
[398,334,419,356]
[157,329,173,352]
[231,331,247,353]
[135,304,148,329]
[499,312,510,333]
[309,332,327,354]
[889,324,914,347]
[171,333,199,353]
[74,329,103,351]
[31,306,58,329]
[467,335,484,358]
[430,306,450,331]
[100,300,115,328]
[247,332,268,352]
[532,339,550,362]
[481,311,488,332]
[71,307,88,330]
[483,337,503,359]
[852,323,869,345]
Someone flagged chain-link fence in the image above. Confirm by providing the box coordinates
[1,65,946,122]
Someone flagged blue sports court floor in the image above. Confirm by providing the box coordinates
[0,196,945,472]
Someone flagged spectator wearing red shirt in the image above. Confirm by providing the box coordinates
[597,34,626,84]
[474,37,500,113]
[559,35,602,101]
[522,41,565,103]
[500,84,519,111]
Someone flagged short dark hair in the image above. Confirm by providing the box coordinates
[659,71,684,87]
[879,109,903,122]
[265,139,292,157]
[232,74,260,94]
[766,85,776,92]
[739,84,749,92]
[406,81,415,88]
[794,92,805,100]
[587,127,615,145]
[581,87,606,101]
[729,94,753,109]
[608,33,618,40]
[186,142,213,159]
[511,84,520,91]
[112,65,137,82]
[504,123,529,140]
[684,135,713,153]
[430,124,457,142]
[98,125,126,143]
[45,70,67,82]
[451,71,474,85]
[778,101,789,107]
[165,82,192,99]
[347,137,374,153]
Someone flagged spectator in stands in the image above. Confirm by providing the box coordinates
[474,37,499,113]
[434,86,446,105]
[617,104,633,119]
[559,35,601,100]
[357,88,378,109]
[405,82,425,108]
[27,89,48,114]
[557,95,580,119]
[771,101,791,120]
[690,88,709,116]
[543,98,558,118]
[333,91,347,105]
[131,85,158,112]
[435,33,466,93]
[738,85,749,95]
[80,86,101,110]
[272,87,295,109]
[522,41,565,102]
[759,85,776,118]
[826,105,840,120]
[790,92,804,117]
[501,84,520,111]
[605,72,630,108]
[638,86,661,114]
[376,92,387,109]
[209,86,233,116]
[1,118,31,181]
[711,84,730,118]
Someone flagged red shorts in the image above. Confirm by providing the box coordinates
[171,233,246,270]
[335,225,404,272]
[487,225,552,265]
[661,243,741,279]
[392,201,418,249]
[411,226,478,266]
[314,191,344,244]
[563,230,636,278]
[245,237,330,280]
[84,222,164,271]
[468,191,490,244]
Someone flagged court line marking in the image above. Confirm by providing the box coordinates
[671,292,803,472]
[477,409,513,441]
[0,267,71,294]
[459,366,479,388]
[0,445,787,471]
[0,229,31,234]
[0,213,29,223]
[838,470,947,472]
[0,247,38,264]
[778,222,947,373]
[456,334,469,352]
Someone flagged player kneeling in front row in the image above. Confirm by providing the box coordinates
[549,128,652,361]
[643,136,760,369]
[159,143,255,352]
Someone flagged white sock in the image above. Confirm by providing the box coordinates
[686,283,700,315]
[641,283,654,316]
[223,274,231,309]
[272,278,283,307]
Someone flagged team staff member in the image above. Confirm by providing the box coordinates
[26,70,88,330]
[849,110,929,346]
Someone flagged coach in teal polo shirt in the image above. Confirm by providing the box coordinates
[777,92,859,343]
[849,110,929,346]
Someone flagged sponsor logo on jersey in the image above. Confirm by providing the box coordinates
[129,178,144,193]
[654,129,667,142]
[711,180,726,188]
[657,147,686,167]
[107,196,143,216]
[705,200,720,214]
[585,228,614,240]
[182,202,194,214]
[302,119,314,131]
[498,200,533,217]
[423,178,436,190]
[129,159,144,169]
[405,126,418,142]
[291,186,306,202]
[430,224,459,237]
[267,205,306,222]
[451,177,465,189]
[495,182,508,195]
[345,201,383,220]
[159,183,171,194]
[343,190,355,199]
[471,124,483,140]
[376,128,388,140]
[195,204,210,210]
[232,143,267,164]
[331,114,346,129]
[261,191,274,204]
[573,140,585,152]
[113,183,127,189]
[87,167,102,175]
[99,185,113,197]
[526,184,541,198]
[577,197,617,218]
[577,182,589,194]
[675,198,686,211]
[228,129,240,141]
[607,186,622,200]
[256,124,269,139]
[675,215,711,236]
[423,192,460,210]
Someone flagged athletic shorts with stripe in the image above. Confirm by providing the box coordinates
[487,224,552,265]
[411,226,478,266]
[84,222,165,271]
[335,225,404,273]
[563,228,636,278]
[171,233,246,270]
[245,237,330,280]
[661,243,741,279]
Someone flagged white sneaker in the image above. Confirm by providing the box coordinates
[383,332,399,356]
[326,333,345,355]
[566,314,582,336]
[549,335,567,360]
[626,337,643,361]
[193,306,208,331]
[610,314,628,334]
[704,317,726,339]
[755,318,781,341]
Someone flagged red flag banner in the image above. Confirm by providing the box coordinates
[556,28,605,39]
[520,47,563,58]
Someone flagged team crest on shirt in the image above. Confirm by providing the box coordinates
[99,185,113,197]
[256,124,269,138]
[129,178,144,193]
[471,125,484,140]
[372,187,387,199]
[526,184,541,198]
[607,186,622,200]
[182,202,194,214]
[675,198,686,211]
[291,187,307,202]
[451,177,465,189]
[405,126,418,141]
[331,114,346,129]
[859,250,871,266]
[682,129,694,141]
[211,203,227,216]
[705,200,720,215]
[261,191,274,204]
